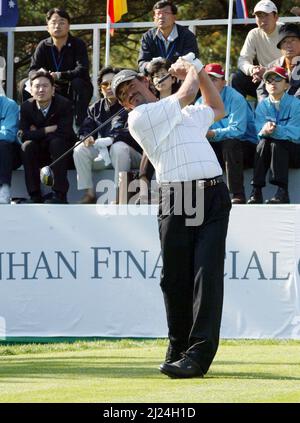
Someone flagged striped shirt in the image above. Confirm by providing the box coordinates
[128,95,222,183]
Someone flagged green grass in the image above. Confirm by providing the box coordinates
[0,339,300,403]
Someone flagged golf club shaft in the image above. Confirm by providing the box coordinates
[154,73,172,87]
[48,107,126,168]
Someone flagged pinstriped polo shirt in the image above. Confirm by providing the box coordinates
[128,95,222,183]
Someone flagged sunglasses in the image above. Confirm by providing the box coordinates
[265,75,286,83]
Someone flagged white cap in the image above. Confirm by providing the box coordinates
[253,0,278,15]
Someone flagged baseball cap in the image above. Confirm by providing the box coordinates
[253,1,278,15]
[111,69,139,99]
[263,66,288,81]
[204,63,225,78]
[276,23,300,48]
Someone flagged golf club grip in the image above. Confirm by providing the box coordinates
[154,73,171,86]
[49,107,126,168]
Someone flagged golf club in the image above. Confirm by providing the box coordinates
[40,107,126,187]
[154,73,172,87]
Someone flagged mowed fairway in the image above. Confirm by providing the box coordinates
[0,339,299,403]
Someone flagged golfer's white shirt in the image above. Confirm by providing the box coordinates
[128,95,222,183]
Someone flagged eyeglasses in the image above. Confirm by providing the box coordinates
[48,20,68,27]
[154,10,174,17]
[99,81,112,88]
[265,75,285,83]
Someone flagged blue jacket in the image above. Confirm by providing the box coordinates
[255,92,300,143]
[196,85,257,143]
[0,96,19,143]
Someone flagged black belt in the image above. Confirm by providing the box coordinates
[160,176,223,189]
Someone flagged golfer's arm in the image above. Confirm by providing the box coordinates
[199,70,225,122]
[174,65,200,108]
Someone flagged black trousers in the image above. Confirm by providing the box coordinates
[158,181,231,374]
[252,138,300,188]
[231,70,260,98]
[21,136,70,195]
[0,141,22,185]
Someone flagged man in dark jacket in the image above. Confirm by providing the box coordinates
[25,8,93,126]
[138,1,199,74]
[19,69,76,204]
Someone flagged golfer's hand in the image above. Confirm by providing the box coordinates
[45,125,57,134]
[84,136,95,147]
[169,57,193,80]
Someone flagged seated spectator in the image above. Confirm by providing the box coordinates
[73,66,142,204]
[0,96,20,204]
[197,63,257,204]
[22,8,93,126]
[19,69,75,204]
[138,57,180,203]
[138,1,199,74]
[231,0,282,98]
[248,66,300,204]
[257,23,300,100]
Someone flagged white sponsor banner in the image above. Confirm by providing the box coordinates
[0,205,300,339]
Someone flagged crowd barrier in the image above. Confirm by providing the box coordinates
[0,204,300,340]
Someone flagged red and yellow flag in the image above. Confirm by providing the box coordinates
[107,0,128,24]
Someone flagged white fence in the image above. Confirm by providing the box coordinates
[0,16,298,98]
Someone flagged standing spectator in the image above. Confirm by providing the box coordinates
[25,8,93,126]
[232,0,282,98]
[111,55,231,379]
[138,1,199,74]
[197,63,257,204]
[248,67,300,204]
[257,23,300,100]
[19,69,75,204]
[0,96,20,204]
[73,66,142,204]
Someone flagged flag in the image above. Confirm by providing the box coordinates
[236,0,248,19]
[0,0,19,27]
[107,0,127,24]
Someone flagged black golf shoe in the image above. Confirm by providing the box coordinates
[247,187,263,204]
[44,191,68,204]
[159,355,204,378]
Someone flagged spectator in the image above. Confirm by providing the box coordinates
[138,1,199,74]
[73,66,142,204]
[197,63,257,204]
[24,8,93,126]
[291,1,300,17]
[248,66,300,204]
[0,96,20,204]
[257,23,300,100]
[231,0,282,98]
[19,69,75,204]
[138,57,181,203]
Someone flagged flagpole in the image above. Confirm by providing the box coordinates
[225,0,234,82]
[105,0,111,66]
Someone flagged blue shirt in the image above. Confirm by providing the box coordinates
[0,96,19,143]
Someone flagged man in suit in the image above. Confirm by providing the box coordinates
[22,8,93,126]
[19,69,75,203]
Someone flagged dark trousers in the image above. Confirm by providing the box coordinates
[21,136,70,195]
[158,181,231,374]
[0,141,22,185]
[231,70,260,98]
[252,138,300,188]
[211,139,244,194]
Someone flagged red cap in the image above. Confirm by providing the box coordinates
[204,63,225,78]
[263,66,288,81]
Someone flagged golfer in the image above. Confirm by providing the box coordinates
[111,56,231,378]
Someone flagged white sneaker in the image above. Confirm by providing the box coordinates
[0,184,11,204]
